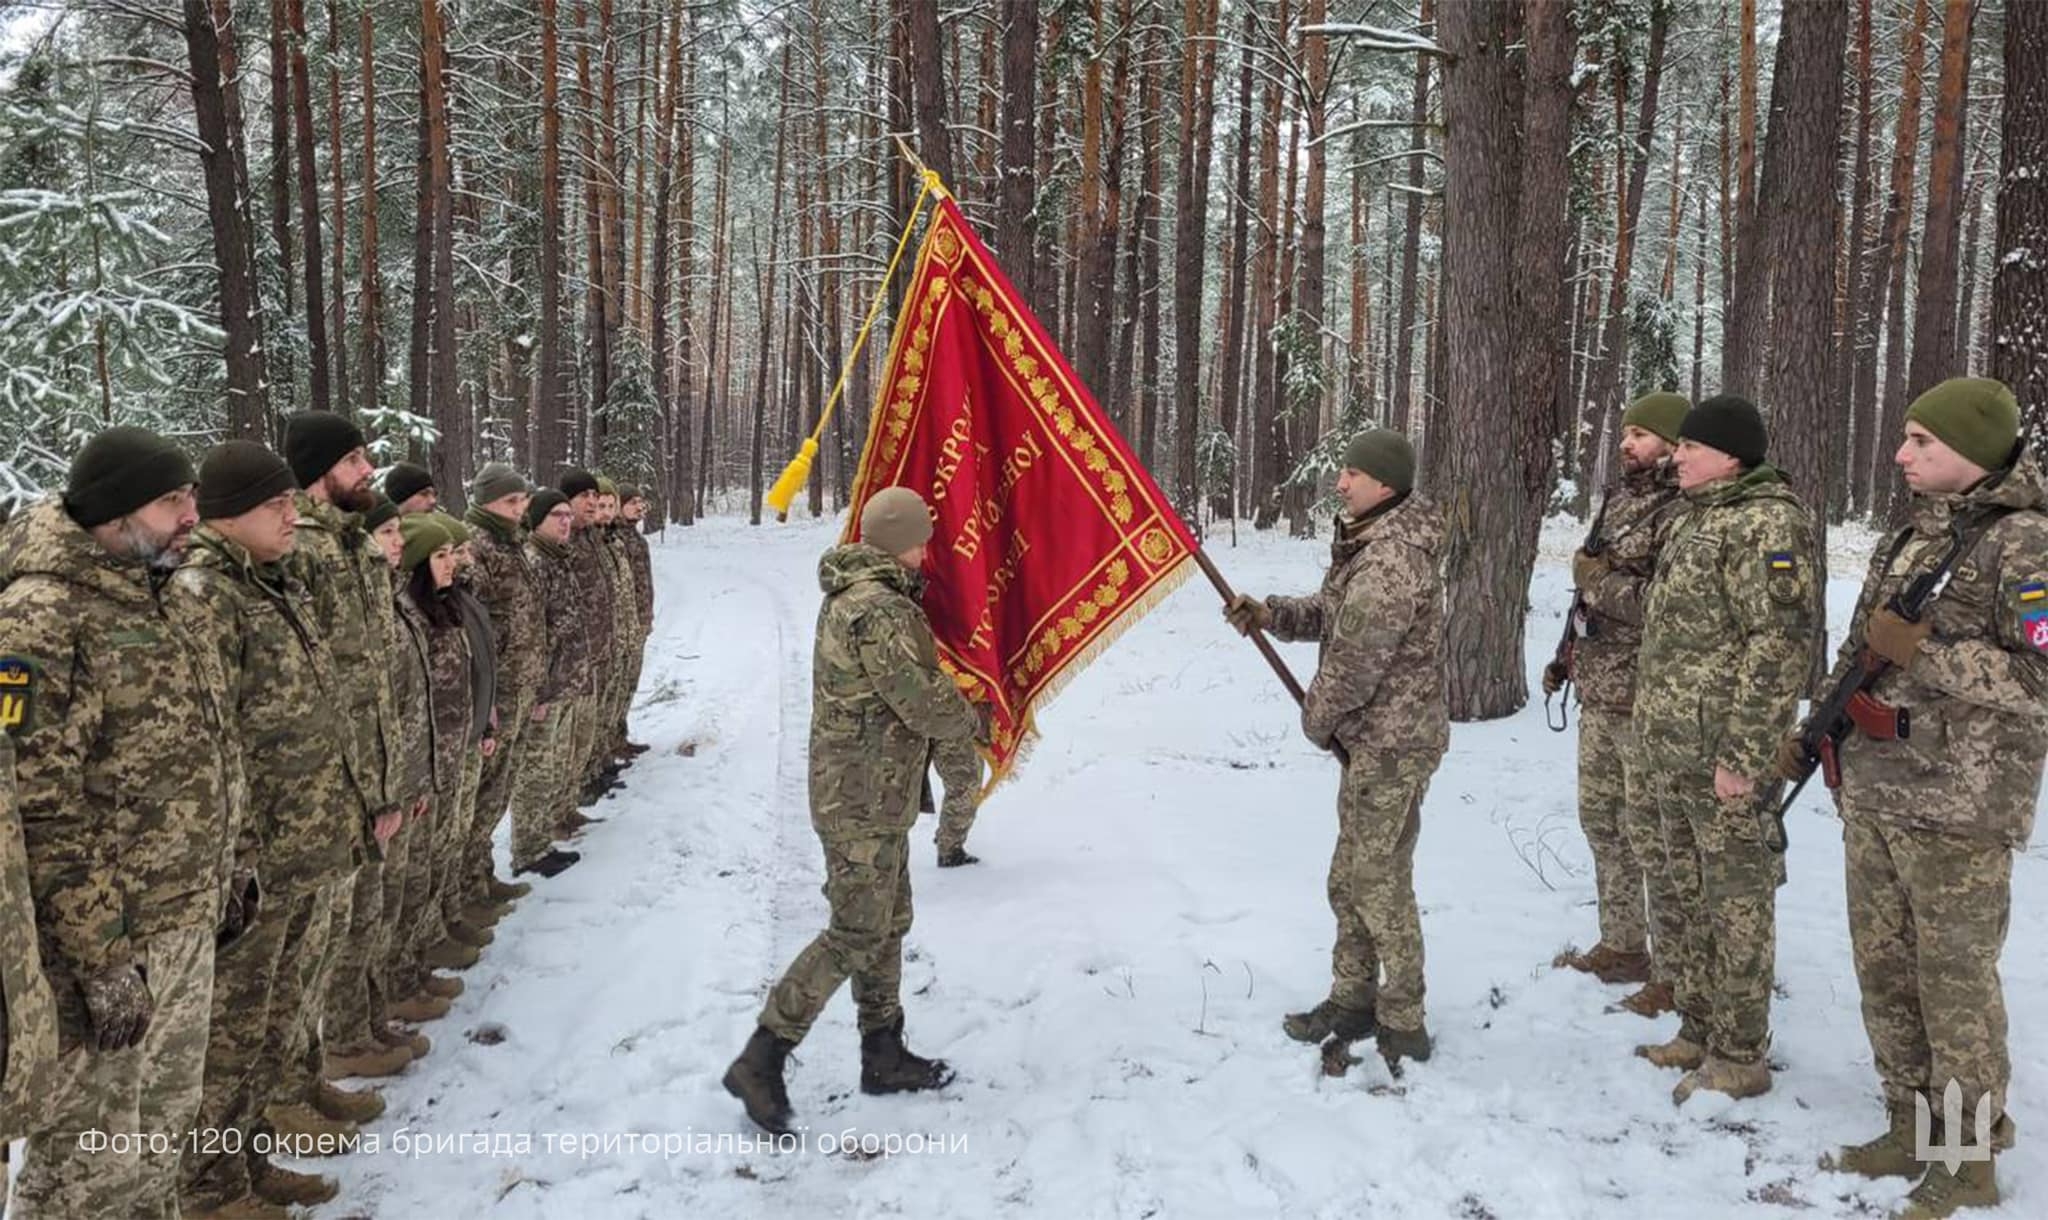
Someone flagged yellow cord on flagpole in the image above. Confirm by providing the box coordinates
[765,152,947,520]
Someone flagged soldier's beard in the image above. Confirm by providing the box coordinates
[117,518,192,570]
[324,473,376,514]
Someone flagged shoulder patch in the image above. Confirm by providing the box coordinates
[0,655,36,736]
[2015,580,2045,605]
[1767,552,1797,573]
[2023,610,2048,653]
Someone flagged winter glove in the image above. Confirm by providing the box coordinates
[1223,594,1270,636]
[973,703,995,748]
[1540,659,1568,696]
[1864,608,1933,669]
[80,963,154,1052]
[1570,548,1609,589]
[218,869,261,948]
[1773,733,1810,782]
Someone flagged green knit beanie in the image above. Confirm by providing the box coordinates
[431,511,470,545]
[1621,391,1690,445]
[399,514,454,573]
[1340,428,1416,494]
[1905,377,2021,472]
[596,475,619,498]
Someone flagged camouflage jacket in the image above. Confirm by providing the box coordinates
[292,493,396,815]
[809,544,976,840]
[0,499,241,1041]
[0,729,59,1141]
[1264,496,1450,758]
[528,534,596,703]
[1573,462,1684,710]
[174,528,362,890]
[619,520,654,630]
[1633,466,1820,782]
[414,593,477,797]
[462,505,546,706]
[1832,447,2048,848]
[570,527,617,670]
[391,589,445,799]
[600,525,641,652]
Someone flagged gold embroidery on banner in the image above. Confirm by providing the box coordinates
[1014,558,1132,686]
[876,275,953,468]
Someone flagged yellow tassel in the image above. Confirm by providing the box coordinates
[765,438,819,520]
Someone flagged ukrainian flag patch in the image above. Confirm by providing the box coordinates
[1768,552,1796,573]
[2018,580,2046,604]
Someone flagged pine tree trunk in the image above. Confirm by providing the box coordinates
[1840,0,1876,514]
[269,0,294,319]
[183,0,270,437]
[1391,0,1433,435]
[357,0,384,424]
[671,17,698,523]
[1214,7,1255,519]
[1873,0,1932,510]
[326,0,349,413]
[1295,0,1332,503]
[1171,0,1217,522]
[422,0,461,493]
[749,51,792,526]
[1248,9,1285,529]
[285,0,330,415]
[1904,0,1975,403]
[1993,0,2048,425]
[1511,0,1575,508]
[906,0,955,187]
[998,0,1039,310]
[537,0,567,475]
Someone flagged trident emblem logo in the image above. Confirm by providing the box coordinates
[1915,1080,1995,1173]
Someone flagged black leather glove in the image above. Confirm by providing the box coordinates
[80,963,154,1052]
[218,869,261,948]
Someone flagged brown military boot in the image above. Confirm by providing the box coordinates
[376,1018,431,1058]
[390,991,453,1022]
[1553,943,1653,985]
[462,899,512,929]
[1281,998,1376,1044]
[263,1102,358,1151]
[1634,1033,1706,1070]
[1823,1102,1921,1178]
[1376,1023,1433,1073]
[251,1158,340,1206]
[1610,981,1677,1018]
[1672,1053,1771,1105]
[420,972,465,1000]
[423,939,480,971]
[189,1195,293,1219]
[723,1026,796,1134]
[1900,1157,1998,1219]
[445,917,494,948]
[860,1017,954,1094]
[486,874,533,902]
[325,1039,411,1079]
[314,1079,385,1123]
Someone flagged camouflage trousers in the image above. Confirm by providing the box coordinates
[471,690,533,895]
[613,630,647,749]
[386,806,438,1001]
[12,923,213,1220]
[1325,750,1437,1031]
[568,692,604,806]
[278,876,347,1109]
[1844,814,2013,1136]
[1643,766,1779,1062]
[509,699,574,871]
[322,851,385,1052]
[931,737,984,856]
[760,832,914,1045]
[183,882,329,1209]
[583,651,621,784]
[436,748,486,925]
[1577,703,1650,956]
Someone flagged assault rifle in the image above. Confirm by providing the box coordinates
[1772,507,2008,851]
[1544,493,1613,732]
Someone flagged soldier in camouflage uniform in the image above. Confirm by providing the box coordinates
[1789,379,2048,1218]
[591,478,641,774]
[1631,395,1819,1105]
[510,491,587,878]
[281,413,411,1119]
[1543,393,1687,1014]
[425,515,497,958]
[1225,429,1447,1071]
[615,485,655,757]
[559,470,618,824]
[2,698,61,1152]
[174,443,370,1214]
[0,428,241,1220]
[724,488,977,1134]
[462,465,542,912]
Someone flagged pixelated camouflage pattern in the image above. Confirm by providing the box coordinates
[292,493,397,816]
[1831,446,2048,848]
[1573,462,1683,710]
[174,527,360,889]
[0,729,60,1142]
[931,735,982,855]
[807,544,977,842]
[463,505,546,704]
[0,499,240,1043]
[527,532,596,703]
[1263,496,1449,758]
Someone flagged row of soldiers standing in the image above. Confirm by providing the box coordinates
[1545,379,2047,1219]
[0,410,658,1219]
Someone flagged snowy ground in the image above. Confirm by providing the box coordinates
[299,513,2048,1220]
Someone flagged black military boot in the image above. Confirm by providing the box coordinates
[936,847,979,868]
[722,1026,796,1135]
[1282,998,1376,1044]
[859,1017,954,1095]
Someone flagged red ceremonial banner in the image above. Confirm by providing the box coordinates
[845,196,1198,784]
